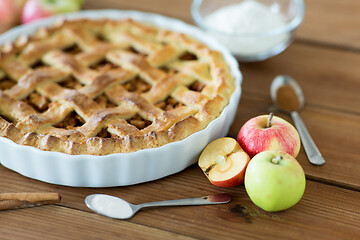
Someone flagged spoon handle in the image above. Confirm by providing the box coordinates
[137,193,231,209]
[291,111,325,165]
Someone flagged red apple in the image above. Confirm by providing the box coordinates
[22,0,84,24]
[0,0,26,33]
[198,137,251,187]
[237,113,300,158]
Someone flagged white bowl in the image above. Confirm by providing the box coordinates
[192,0,305,62]
[0,10,242,187]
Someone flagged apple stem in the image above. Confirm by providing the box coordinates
[272,155,283,164]
[267,113,274,128]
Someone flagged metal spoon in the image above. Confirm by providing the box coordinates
[85,193,231,219]
[270,75,325,165]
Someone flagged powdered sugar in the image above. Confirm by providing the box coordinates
[204,0,290,55]
[90,194,133,219]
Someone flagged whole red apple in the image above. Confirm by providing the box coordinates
[22,0,84,24]
[0,0,26,33]
[237,113,300,158]
[198,137,250,187]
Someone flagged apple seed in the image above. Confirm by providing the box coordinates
[204,165,215,176]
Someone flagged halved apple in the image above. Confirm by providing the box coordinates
[198,137,251,187]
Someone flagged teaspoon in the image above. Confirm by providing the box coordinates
[270,75,325,166]
[85,193,231,219]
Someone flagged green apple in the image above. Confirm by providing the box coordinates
[244,150,306,212]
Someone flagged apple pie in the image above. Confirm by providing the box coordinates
[0,18,235,155]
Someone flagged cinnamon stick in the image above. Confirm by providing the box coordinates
[0,192,61,211]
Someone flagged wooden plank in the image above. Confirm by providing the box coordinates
[239,42,360,114]
[229,93,360,190]
[0,164,359,240]
[0,204,195,240]
[297,0,360,49]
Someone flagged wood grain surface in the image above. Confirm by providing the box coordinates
[1,0,360,239]
[0,163,359,240]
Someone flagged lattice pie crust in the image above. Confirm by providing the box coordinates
[0,19,235,155]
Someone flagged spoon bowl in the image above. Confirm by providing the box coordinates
[85,193,231,219]
[85,194,136,219]
[270,75,325,166]
[271,75,305,111]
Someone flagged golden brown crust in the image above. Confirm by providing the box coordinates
[0,18,235,155]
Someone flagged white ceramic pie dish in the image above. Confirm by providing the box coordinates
[0,10,242,187]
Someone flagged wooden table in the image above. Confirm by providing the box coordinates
[1,0,359,239]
